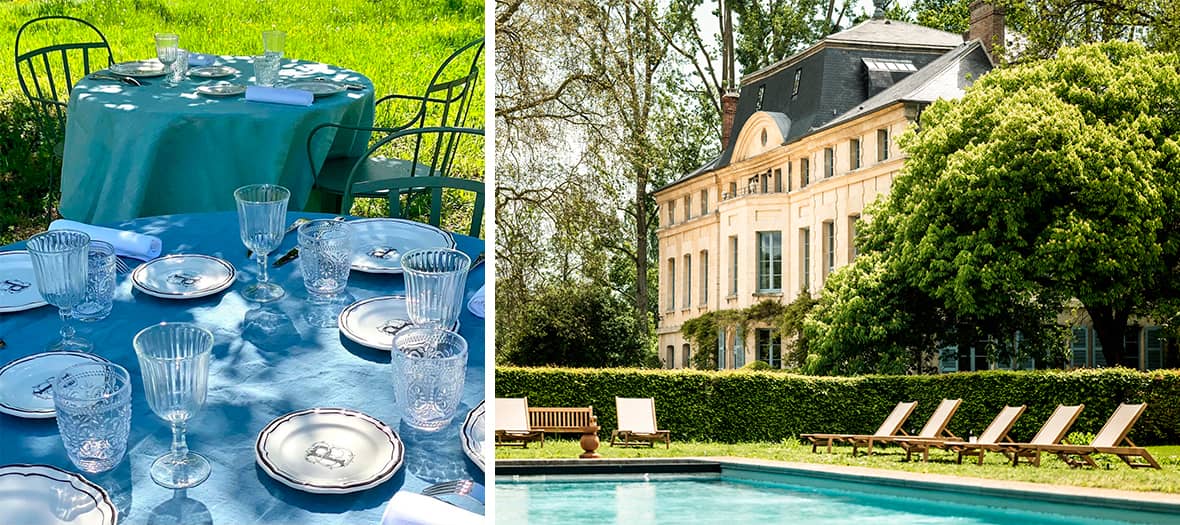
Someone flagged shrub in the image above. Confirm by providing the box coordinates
[495,367,1180,444]
[0,96,62,244]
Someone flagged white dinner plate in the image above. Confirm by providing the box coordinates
[0,251,48,313]
[0,352,109,419]
[108,60,167,78]
[255,408,403,494]
[189,65,237,79]
[131,254,235,299]
[462,401,485,471]
[337,295,459,351]
[195,83,247,97]
[0,464,117,524]
[283,80,346,97]
[349,219,455,274]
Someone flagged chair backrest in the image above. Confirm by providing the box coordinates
[1091,403,1147,447]
[495,397,532,433]
[977,405,1026,444]
[873,401,918,437]
[916,398,962,438]
[1029,404,1085,445]
[14,16,114,125]
[341,127,484,236]
[616,397,658,434]
[378,37,484,131]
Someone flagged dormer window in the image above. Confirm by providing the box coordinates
[756,85,765,110]
[760,128,767,147]
[792,69,802,98]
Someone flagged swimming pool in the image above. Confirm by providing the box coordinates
[496,460,1180,524]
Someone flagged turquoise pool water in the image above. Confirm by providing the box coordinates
[496,473,1179,524]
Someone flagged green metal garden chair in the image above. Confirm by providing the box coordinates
[307,38,484,211]
[15,16,115,127]
[340,127,484,238]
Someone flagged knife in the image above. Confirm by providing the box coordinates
[273,247,300,268]
[469,252,484,270]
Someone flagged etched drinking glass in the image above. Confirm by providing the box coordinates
[53,362,132,474]
[26,230,91,352]
[134,322,214,489]
[297,219,351,300]
[154,33,179,87]
[254,54,280,87]
[401,248,470,329]
[391,327,467,431]
[75,240,116,322]
[234,184,290,302]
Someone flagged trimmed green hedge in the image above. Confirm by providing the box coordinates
[495,367,1180,444]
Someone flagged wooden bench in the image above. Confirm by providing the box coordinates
[528,406,602,458]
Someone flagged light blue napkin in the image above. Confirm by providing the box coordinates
[188,53,216,66]
[245,86,313,106]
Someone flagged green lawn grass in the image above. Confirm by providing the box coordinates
[498,439,1180,494]
[0,0,484,244]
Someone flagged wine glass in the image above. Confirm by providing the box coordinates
[234,184,290,303]
[26,230,92,352]
[134,322,214,489]
[154,33,179,87]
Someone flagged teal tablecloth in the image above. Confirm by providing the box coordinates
[0,212,485,524]
[60,58,375,223]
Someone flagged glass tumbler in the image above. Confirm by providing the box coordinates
[298,219,351,299]
[27,230,91,352]
[171,48,189,84]
[75,240,116,322]
[401,248,470,329]
[53,362,132,474]
[391,327,467,431]
[254,54,280,87]
[135,322,214,489]
[262,29,286,58]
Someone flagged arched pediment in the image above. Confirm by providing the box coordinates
[732,111,791,162]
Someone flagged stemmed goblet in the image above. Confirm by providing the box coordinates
[26,230,92,352]
[234,184,291,303]
[134,322,214,489]
[154,33,179,87]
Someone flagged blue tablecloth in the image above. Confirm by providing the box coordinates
[0,212,485,524]
[60,58,375,224]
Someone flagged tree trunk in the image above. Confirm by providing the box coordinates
[720,0,734,89]
[636,175,649,329]
[1088,305,1128,366]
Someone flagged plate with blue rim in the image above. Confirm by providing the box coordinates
[462,401,485,471]
[0,351,110,419]
[0,250,47,313]
[337,295,459,350]
[348,219,456,274]
[131,254,235,299]
[0,464,117,524]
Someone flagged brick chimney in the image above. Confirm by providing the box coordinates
[721,90,740,149]
[967,0,1005,63]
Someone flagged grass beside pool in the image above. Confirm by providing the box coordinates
[497,439,1180,494]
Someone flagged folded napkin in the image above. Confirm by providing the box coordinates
[49,219,162,261]
[467,284,484,319]
[188,53,216,67]
[244,86,313,106]
[381,491,482,525]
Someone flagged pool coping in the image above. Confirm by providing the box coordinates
[497,457,1180,516]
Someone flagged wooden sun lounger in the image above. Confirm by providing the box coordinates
[945,404,1084,466]
[894,405,1026,463]
[853,399,962,456]
[800,401,918,454]
[495,397,545,448]
[1025,403,1160,469]
[610,397,671,448]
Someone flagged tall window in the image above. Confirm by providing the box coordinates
[800,228,811,290]
[683,195,692,221]
[666,345,675,368]
[728,236,738,295]
[700,189,708,215]
[823,221,835,280]
[823,147,834,178]
[682,343,691,368]
[728,181,737,198]
[801,158,810,187]
[877,128,890,161]
[850,138,862,170]
[699,250,709,305]
[756,329,782,368]
[760,171,770,193]
[1070,326,1089,367]
[774,168,783,192]
[848,215,861,261]
[667,201,676,225]
[757,231,782,292]
[1146,327,1163,370]
[792,68,802,97]
[787,162,794,192]
[666,258,675,311]
[683,254,692,309]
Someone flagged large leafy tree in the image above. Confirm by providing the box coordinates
[806,42,1180,370]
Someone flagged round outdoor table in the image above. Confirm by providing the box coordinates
[60,58,376,224]
[0,212,485,524]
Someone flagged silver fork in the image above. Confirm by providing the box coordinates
[421,479,484,505]
[114,257,132,274]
